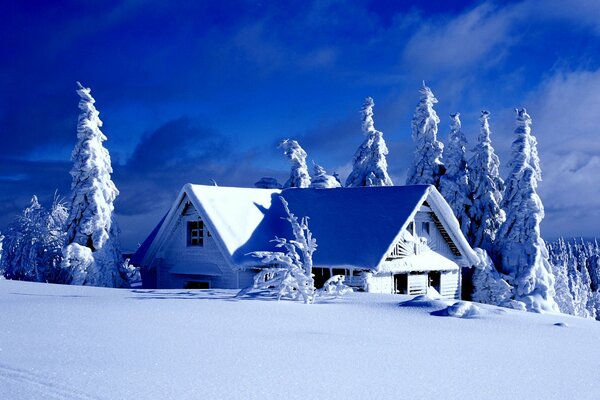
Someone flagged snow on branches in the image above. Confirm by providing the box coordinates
[245,196,317,303]
[280,139,311,188]
[0,195,68,283]
[345,97,393,187]
[439,113,471,238]
[61,82,126,288]
[496,108,558,313]
[406,83,445,187]
[311,163,341,189]
[468,111,505,253]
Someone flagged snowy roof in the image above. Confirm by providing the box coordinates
[140,184,478,271]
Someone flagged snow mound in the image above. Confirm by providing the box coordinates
[399,294,450,310]
[444,301,481,318]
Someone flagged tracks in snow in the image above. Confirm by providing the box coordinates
[0,363,104,400]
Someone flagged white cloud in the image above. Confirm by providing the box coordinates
[525,69,600,237]
[401,2,519,74]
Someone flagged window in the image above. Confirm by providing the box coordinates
[421,222,430,235]
[187,220,204,246]
[185,281,210,289]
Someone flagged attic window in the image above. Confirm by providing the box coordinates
[421,222,430,235]
[187,220,204,246]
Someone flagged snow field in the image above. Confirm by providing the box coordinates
[1,280,599,400]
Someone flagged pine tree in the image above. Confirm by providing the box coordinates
[468,111,505,252]
[496,108,558,312]
[548,238,576,315]
[280,139,311,188]
[345,97,393,187]
[310,163,341,189]
[244,197,318,304]
[406,83,445,187]
[1,196,67,283]
[439,113,471,237]
[62,82,126,287]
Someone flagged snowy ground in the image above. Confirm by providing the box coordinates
[1,280,599,400]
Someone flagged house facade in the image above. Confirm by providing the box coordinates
[132,184,479,299]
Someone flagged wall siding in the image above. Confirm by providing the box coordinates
[367,273,394,294]
[440,270,460,300]
[408,274,428,295]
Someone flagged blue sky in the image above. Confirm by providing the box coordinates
[2,0,600,249]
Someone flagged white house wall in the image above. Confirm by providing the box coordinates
[156,202,251,289]
[366,273,394,294]
[414,210,459,261]
[440,270,460,299]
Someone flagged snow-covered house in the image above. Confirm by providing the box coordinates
[132,184,478,299]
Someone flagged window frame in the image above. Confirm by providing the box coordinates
[187,219,204,247]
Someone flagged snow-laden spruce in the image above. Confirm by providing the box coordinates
[548,237,600,319]
[496,109,558,312]
[548,238,577,316]
[345,97,393,187]
[61,82,128,288]
[280,139,311,188]
[471,248,512,306]
[0,196,68,283]
[439,113,471,238]
[310,163,341,189]
[243,196,317,304]
[406,83,445,187]
[468,111,505,253]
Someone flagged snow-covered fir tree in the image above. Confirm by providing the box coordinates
[244,196,317,304]
[406,83,445,187]
[311,163,341,189]
[345,97,393,187]
[280,139,311,188]
[548,237,600,319]
[62,82,128,288]
[439,113,471,237]
[471,248,512,306]
[548,238,576,315]
[496,108,558,312]
[468,111,505,253]
[1,196,67,283]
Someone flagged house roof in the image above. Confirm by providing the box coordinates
[133,184,477,269]
[138,184,478,271]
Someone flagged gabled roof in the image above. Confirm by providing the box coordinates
[138,184,478,271]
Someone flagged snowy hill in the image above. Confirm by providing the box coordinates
[1,280,599,400]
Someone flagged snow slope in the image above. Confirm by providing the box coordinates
[1,280,599,400]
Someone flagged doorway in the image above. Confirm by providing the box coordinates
[394,273,408,294]
[428,271,441,292]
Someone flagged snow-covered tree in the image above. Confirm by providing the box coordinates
[311,163,341,189]
[254,177,282,189]
[280,139,311,188]
[496,108,558,313]
[62,82,126,288]
[548,238,576,315]
[1,196,68,283]
[439,113,471,237]
[345,97,393,187]
[471,248,512,306]
[243,196,317,304]
[468,111,505,252]
[406,83,445,187]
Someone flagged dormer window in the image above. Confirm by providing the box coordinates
[421,222,430,235]
[187,220,204,246]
